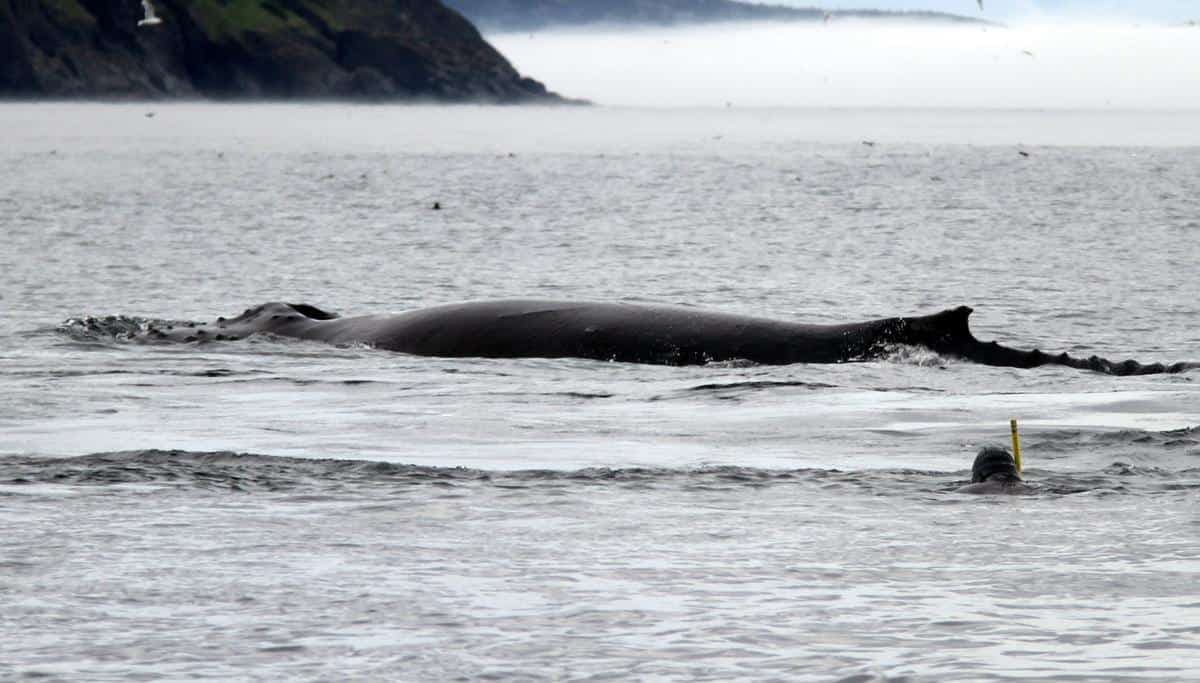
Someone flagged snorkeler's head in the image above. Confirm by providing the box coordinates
[971,446,1021,483]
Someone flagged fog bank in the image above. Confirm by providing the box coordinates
[492,22,1200,109]
[758,0,1197,24]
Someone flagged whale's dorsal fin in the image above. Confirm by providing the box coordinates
[287,303,340,320]
[904,305,977,352]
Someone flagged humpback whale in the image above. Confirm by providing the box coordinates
[142,300,1197,376]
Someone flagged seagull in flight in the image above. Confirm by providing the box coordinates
[138,0,163,27]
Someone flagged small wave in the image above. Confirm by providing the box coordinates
[274,377,385,387]
[645,379,838,402]
[0,450,487,492]
[666,379,941,402]
[1029,426,1200,455]
[479,390,615,400]
[1102,462,1185,478]
[686,379,838,393]
[7,367,269,380]
[0,451,929,493]
[0,450,1191,497]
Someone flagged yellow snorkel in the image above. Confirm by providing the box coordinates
[1010,418,1023,473]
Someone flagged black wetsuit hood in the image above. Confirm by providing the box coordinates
[972,446,1021,483]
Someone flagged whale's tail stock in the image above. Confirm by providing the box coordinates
[909,306,1198,376]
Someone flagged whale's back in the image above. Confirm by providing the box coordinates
[322,299,916,365]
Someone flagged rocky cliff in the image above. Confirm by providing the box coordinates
[442,0,984,32]
[0,0,560,100]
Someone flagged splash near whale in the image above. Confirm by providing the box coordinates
[139,300,1197,376]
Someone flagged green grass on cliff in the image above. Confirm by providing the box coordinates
[42,0,96,26]
[184,0,345,40]
[33,0,421,46]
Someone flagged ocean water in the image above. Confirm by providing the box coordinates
[2,103,1199,680]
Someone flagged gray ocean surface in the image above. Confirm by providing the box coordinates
[2,103,1200,681]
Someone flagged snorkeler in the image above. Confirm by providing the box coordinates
[957,446,1028,494]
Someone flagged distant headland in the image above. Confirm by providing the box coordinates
[0,0,560,101]
[442,0,987,32]
[1,0,987,101]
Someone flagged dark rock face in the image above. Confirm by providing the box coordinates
[443,0,984,32]
[1,0,560,101]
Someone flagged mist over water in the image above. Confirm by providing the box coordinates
[761,0,1198,24]
[493,22,1200,109]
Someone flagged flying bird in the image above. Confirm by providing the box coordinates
[138,0,163,27]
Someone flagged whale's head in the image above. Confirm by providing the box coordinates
[971,446,1021,483]
[143,302,339,343]
[211,302,341,337]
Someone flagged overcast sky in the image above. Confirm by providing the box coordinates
[762,1,1197,23]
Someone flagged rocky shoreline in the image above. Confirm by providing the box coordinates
[0,0,561,101]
